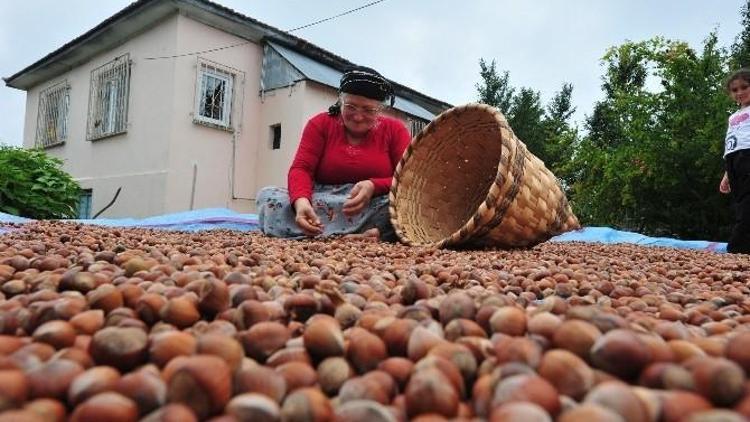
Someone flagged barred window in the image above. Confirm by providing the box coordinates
[408,118,427,137]
[87,54,130,140]
[195,60,234,128]
[35,82,70,148]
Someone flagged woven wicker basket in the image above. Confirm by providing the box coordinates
[389,103,580,249]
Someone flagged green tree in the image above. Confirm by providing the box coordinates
[0,146,81,219]
[508,87,546,159]
[542,83,578,178]
[475,59,571,162]
[476,58,514,113]
[732,0,750,68]
[568,35,733,240]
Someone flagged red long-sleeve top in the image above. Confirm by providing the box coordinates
[287,112,411,205]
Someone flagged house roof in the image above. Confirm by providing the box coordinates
[268,42,435,121]
[3,0,451,116]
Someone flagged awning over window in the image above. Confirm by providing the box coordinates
[263,41,435,122]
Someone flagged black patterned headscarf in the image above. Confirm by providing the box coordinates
[328,66,394,116]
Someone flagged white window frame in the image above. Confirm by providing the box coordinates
[87,54,131,141]
[35,81,70,148]
[194,59,235,128]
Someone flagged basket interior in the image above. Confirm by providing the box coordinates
[393,110,504,244]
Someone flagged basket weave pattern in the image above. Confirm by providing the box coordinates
[389,103,580,249]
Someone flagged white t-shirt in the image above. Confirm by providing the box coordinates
[725,105,750,157]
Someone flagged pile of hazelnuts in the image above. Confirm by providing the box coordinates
[1,220,750,421]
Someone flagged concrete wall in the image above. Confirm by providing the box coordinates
[163,14,261,214]
[22,15,181,218]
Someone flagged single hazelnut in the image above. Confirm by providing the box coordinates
[0,369,29,411]
[726,332,750,373]
[234,365,287,404]
[160,297,201,329]
[89,327,148,372]
[338,376,390,405]
[69,310,105,335]
[488,306,526,337]
[236,300,271,330]
[148,331,197,368]
[438,292,476,325]
[276,361,318,392]
[404,367,459,418]
[527,312,562,340]
[537,349,594,400]
[266,347,313,368]
[660,390,713,422]
[237,321,290,363]
[347,327,388,374]
[280,387,332,422]
[68,365,121,406]
[195,333,243,372]
[31,320,76,350]
[87,285,124,314]
[491,374,560,417]
[552,319,602,360]
[689,357,746,406]
[303,315,345,360]
[226,393,281,422]
[69,392,139,422]
[317,356,355,396]
[135,293,167,325]
[494,337,542,369]
[381,318,418,357]
[377,357,413,391]
[164,355,231,419]
[407,325,445,362]
[590,329,651,380]
[114,368,167,415]
[23,398,67,422]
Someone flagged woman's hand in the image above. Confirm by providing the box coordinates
[293,198,323,236]
[720,172,731,194]
[343,180,375,217]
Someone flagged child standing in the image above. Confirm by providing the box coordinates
[721,68,750,253]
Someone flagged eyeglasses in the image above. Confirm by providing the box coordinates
[341,102,382,117]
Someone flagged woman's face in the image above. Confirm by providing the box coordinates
[340,93,383,136]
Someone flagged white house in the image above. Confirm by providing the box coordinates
[4,0,450,218]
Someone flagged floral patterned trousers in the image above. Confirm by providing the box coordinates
[256,184,396,241]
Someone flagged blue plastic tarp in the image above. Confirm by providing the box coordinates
[0,209,727,253]
[0,208,259,233]
[551,226,727,253]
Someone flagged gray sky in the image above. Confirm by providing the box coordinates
[0,1,745,146]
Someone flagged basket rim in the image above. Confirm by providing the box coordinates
[389,102,523,248]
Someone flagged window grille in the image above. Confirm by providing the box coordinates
[87,54,131,140]
[271,124,281,150]
[408,118,427,137]
[195,61,234,128]
[35,82,70,148]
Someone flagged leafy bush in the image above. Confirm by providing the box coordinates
[0,146,80,219]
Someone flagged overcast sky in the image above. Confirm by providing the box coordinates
[0,0,745,146]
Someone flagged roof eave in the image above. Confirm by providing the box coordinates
[4,0,176,90]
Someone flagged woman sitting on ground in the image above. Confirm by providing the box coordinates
[257,66,411,241]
